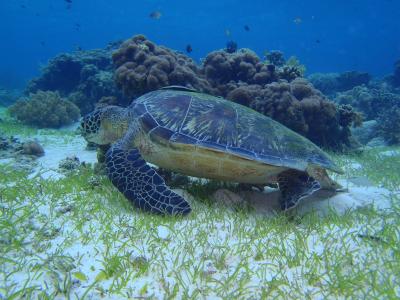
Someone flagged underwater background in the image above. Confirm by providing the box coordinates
[2,1,400,299]
[1,0,400,89]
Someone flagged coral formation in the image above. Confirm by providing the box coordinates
[0,134,42,171]
[59,156,81,171]
[22,141,45,157]
[111,35,359,150]
[335,85,400,120]
[202,48,305,96]
[265,50,285,67]
[26,49,126,114]
[9,91,80,128]
[308,71,370,95]
[23,34,363,150]
[377,107,400,145]
[226,78,362,149]
[203,48,278,92]
[335,86,400,145]
[112,35,212,97]
[27,50,111,94]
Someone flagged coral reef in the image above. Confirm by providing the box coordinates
[203,48,278,93]
[21,35,362,150]
[9,91,80,128]
[226,78,362,149]
[112,35,212,97]
[111,35,359,150]
[335,86,400,145]
[335,85,400,120]
[202,48,306,98]
[26,49,126,114]
[27,50,111,94]
[377,107,400,145]
[308,71,371,95]
[265,50,285,67]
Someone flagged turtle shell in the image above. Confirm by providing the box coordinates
[131,87,342,174]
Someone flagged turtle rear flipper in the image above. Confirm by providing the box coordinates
[106,143,191,215]
[278,170,321,211]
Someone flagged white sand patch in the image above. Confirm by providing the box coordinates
[296,181,394,216]
[241,180,395,217]
[156,225,171,240]
[32,134,97,180]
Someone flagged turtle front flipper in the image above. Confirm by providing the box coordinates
[278,170,321,211]
[106,144,191,215]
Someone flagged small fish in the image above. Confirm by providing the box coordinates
[75,23,81,31]
[185,44,192,53]
[244,25,250,31]
[65,0,72,3]
[293,17,302,25]
[20,4,26,8]
[149,11,162,19]
[316,39,321,43]
[225,29,231,37]
[40,41,46,46]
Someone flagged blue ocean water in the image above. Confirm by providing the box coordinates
[0,0,399,89]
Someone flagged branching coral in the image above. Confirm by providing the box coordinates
[8,91,80,128]
[112,35,212,97]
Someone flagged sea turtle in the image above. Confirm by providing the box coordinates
[81,86,343,215]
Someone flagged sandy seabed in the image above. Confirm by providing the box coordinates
[1,123,399,299]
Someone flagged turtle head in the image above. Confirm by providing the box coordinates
[80,106,129,145]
